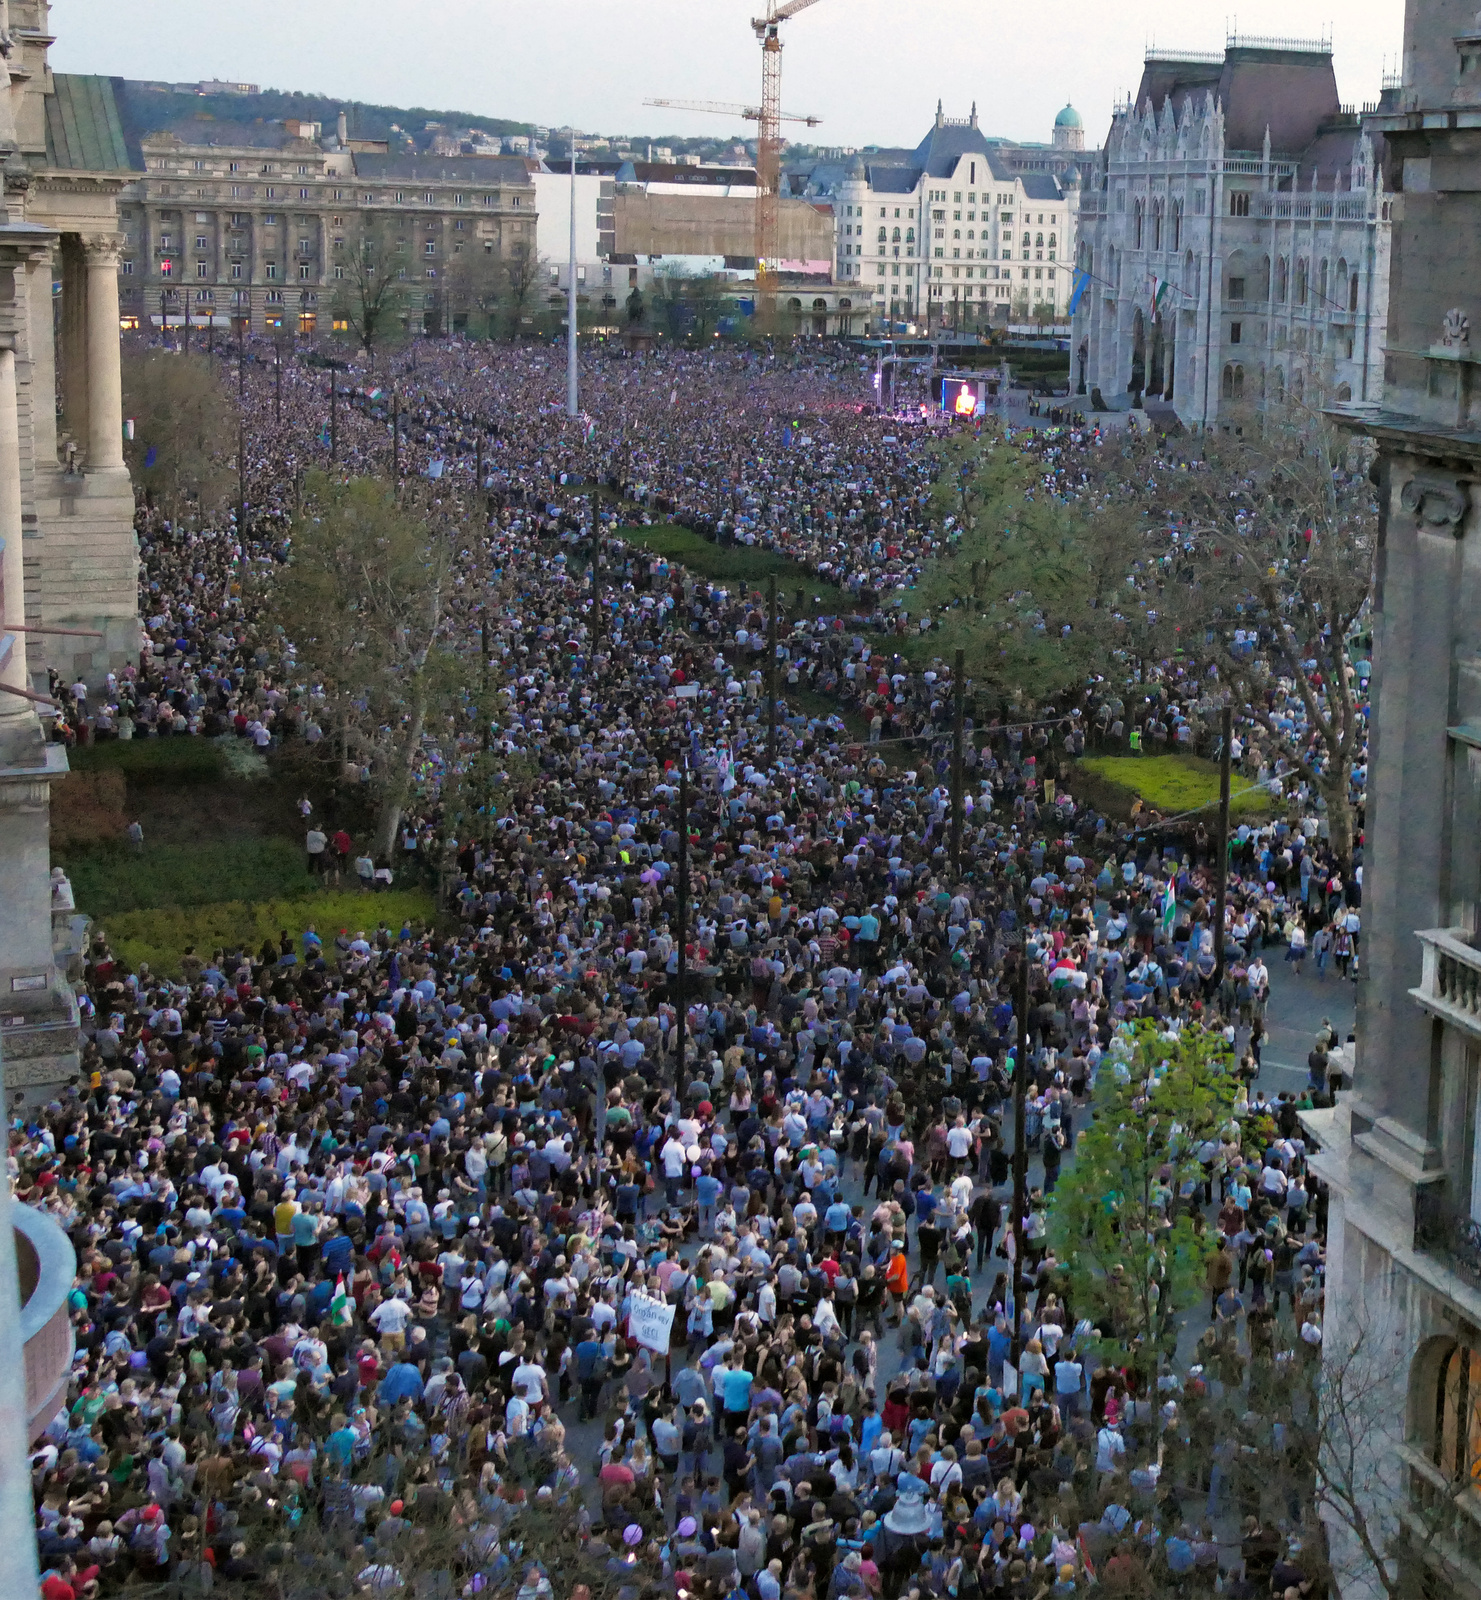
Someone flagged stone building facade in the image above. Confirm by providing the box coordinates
[115,97,537,337]
[1311,2,1481,1594]
[1072,38,1391,426]
[2,8,138,691]
[813,106,1080,328]
[0,3,120,1101]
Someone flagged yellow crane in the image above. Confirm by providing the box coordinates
[752,0,828,283]
[643,0,828,291]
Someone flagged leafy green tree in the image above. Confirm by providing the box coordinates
[274,473,456,860]
[1048,1022,1237,1382]
[911,431,1178,707]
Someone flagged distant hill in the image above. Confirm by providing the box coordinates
[117,80,768,164]
[119,81,534,148]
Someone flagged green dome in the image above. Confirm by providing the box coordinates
[1054,103,1083,129]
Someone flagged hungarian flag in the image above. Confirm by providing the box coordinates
[330,1275,353,1328]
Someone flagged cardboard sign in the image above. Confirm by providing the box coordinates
[628,1292,676,1354]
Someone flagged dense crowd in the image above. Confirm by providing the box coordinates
[20,335,1361,1600]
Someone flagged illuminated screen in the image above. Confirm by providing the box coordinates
[941,378,981,416]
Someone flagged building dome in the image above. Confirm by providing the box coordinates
[846,152,866,181]
[1054,103,1083,129]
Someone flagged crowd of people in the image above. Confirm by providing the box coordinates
[19,333,1363,1600]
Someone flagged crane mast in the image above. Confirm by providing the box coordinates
[751,0,826,292]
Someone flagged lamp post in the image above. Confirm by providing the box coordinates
[566,134,579,419]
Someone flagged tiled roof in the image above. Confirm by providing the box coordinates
[44,75,134,172]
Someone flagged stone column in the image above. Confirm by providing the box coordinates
[59,236,89,452]
[83,234,125,470]
[0,341,28,714]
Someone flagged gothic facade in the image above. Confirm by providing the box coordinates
[1072,39,1390,427]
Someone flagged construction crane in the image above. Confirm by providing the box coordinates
[752,0,828,283]
[643,97,821,130]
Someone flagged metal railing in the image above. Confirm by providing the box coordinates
[1413,1182,1481,1291]
[1228,31,1332,52]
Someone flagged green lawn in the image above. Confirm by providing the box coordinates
[618,523,850,605]
[101,889,437,979]
[1075,754,1272,820]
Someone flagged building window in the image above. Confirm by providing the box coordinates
[424,240,436,255]
[1229,190,1250,217]
[265,186,276,200]
[266,262,278,279]
[264,214,278,226]
[1228,276,1245,302]
[1230,321,1242,345]
[194,235,207,250]
[299,263,312,280]
[121,259,134,275]
[229,161,240,173]
[1432,1343,1481,1486]
[425,190,434,203]
[299,187,310,200]
[231,263,243,279]
[196,261,208,279]
[160,260,172,277]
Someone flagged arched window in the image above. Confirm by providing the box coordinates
[1273,366,1285,401]
[877,226,887,242]
[1336,256,1348,297]
[1152,201,1162,251]
[1431,1343,1481,1486]
[1133,199,1144,249]
[1222,363,1236,400]
[1275,257,1288,302]
[812,297,827,310]
[1171,199,1182,250]
[891,228,901,242]
[1035,232,1044,248]
[905,227,915,242]
[788,297,802,310]
[1335,381,1352,402]
[1021,232,1031,248]
[1318,259,1329,304]
[1293,370,1304,402]
[1048,233,1057,249]
[1295,258,1309,306]
[1259,254,1271,300]
[1350,271,1360,311]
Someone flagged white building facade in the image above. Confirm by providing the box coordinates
[1072,38,1391,424]
[825,105,1080,329]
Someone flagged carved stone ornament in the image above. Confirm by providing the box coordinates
[1442,307,1472,349]
[1400,473,1470,532]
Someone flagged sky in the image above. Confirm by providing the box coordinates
[53,0,1405,151]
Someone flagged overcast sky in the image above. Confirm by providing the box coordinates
[53,0,1405,151]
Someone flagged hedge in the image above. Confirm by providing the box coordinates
[1073,754,1272,822]
[64,837,320,919]
[99,889,437,979]
[70,737,225,785]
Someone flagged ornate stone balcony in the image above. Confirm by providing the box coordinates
[1412,927,1481,1040]
[14,1204,75,1440]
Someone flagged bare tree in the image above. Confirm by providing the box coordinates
[329,213,409,354]
[121,349,235,518]
[1159,405,1375,866]
[499,243,542,340]
[273,472,455,859]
